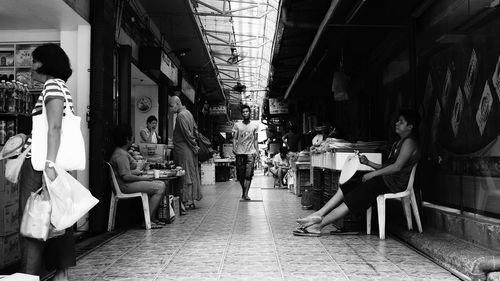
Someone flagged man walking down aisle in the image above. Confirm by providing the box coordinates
[232,104,260,200]
[169,95,202,209]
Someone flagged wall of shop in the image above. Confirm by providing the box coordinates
[132,85,159,143]
[378,3,500,218]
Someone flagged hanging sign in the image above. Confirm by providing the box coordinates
[209,105,227,116]
[269,98,288,114]
[160,52,178,86]
[217,122,234,133]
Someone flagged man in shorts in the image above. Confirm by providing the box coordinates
[232,104,260,200]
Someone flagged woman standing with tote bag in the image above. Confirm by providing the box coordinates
[18,44,77,281]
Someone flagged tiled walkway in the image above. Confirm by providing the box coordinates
[69,174,459,281]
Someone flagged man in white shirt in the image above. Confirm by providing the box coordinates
[232,104,260,200]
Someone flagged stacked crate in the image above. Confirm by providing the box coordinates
[0,161,21,270]
[200,162,216,185]
[296,169,310,196]
[311,168,324,210]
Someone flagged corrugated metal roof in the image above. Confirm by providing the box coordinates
[192,0,280,94]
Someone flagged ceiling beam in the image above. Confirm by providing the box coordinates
[208,41,270,48]
[195,10,272,19]
[284,0,341,100]
[204,29,268,39]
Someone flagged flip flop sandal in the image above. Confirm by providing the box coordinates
[296,216,322,228]
[153,220,167,226]
[292,227,321,237]
[150,222,163,229]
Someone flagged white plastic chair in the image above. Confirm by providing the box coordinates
[366,164,422,239]
[106,162,151,231]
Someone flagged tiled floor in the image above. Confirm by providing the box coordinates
[69,174,459,281]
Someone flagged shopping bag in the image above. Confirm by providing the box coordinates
[196,131,214,162]
[20,187,51,241]
[31,80,85,171]
[44,164,99,230]
[5,145,31,184]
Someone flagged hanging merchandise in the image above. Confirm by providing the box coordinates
[332,49,349,101]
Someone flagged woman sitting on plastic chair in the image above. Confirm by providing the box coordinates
[294,109,420,237]
[270,146,290,188]
[109,124,167,229]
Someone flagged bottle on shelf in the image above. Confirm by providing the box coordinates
[11,80,20,114]
[0,80,5,113]
[5,81,15,113]
[24,83,31,114]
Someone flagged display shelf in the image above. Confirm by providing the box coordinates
[0,113,30,117]
[0,42,58,89]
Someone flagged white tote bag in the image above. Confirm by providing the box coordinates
[43,164,99,230]
[31,80,86,171]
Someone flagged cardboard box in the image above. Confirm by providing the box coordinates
[0,233,20,268]
[0,160,5,192]
[0,181,19,206]
[0,203,19,236]
[138,144,166,162]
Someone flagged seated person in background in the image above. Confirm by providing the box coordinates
[294,109,420,236]
[270,146,290,187]
[282,125,301,152]
[110,124,167,229]
[140,115,161,143]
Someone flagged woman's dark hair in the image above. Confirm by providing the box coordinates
[399,109,420,134]
[279,146,288,154]
[240,104,251,113]
[112,124,132,147]
[146,115,157,124]
[32,44,72,81]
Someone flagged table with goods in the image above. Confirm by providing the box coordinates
[129,144,185,223]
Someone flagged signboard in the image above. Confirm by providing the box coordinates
[222,143,234,158]
[181,78,195,103]
[160,52,178,86]
[269,98,288,115]
[209,105,227,116]
[217,123,234,133]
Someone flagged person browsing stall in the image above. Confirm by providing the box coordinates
[109,124,167,229]
[139,115,161,143]
[294,109,420,236]
[169,95,202,210]
[282,125,301,152]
